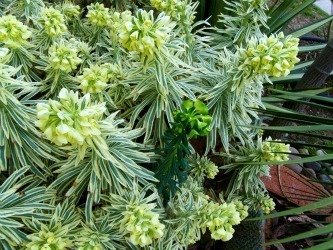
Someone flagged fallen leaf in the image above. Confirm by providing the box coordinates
[262,166,332,214]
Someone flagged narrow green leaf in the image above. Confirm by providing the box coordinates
[290,16,333,38]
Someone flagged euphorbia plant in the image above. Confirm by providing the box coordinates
[0,0,303,249]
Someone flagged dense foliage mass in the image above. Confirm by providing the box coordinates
[0,0,296,249]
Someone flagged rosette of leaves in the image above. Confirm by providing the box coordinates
[102,180,165,248]
[154,99,212,201]
[75,212,125,250]
[23,200,80,250]
[0,167,55,249]
[0,48,60,176]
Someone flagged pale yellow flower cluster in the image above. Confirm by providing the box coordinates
[108,10,132,42]
[78,65,109,94]
[118,9,175,61]
[48,41,82,73]
[60,2,80,20]
[86,3,111,28]
[120,203,165,247]
[262,136,290,162]
[150,0,186,19]
[25,228,71,250]
[40,7,67,37]
[35,88,106,147]
[239,32,300,78]
[259,196,275,214]
[0,15,32,48]
[201,201,247,241]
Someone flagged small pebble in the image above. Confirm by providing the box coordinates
[316,149,327,156]
[289,147,299,154]
[318,174,331,183]
[299,148,309,155]
[304,162,321,172]
[288,155,303,166]
[285,164,303,174]
[319,161,331,168]
[301,168,316,178]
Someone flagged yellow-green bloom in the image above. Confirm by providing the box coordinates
[35,88,106,147]
[233,200,249,220]
[189,154,219,181]
[262,136,290,162]
[86,3,111,28]
[259,196,275,214]
[120,203,165,247]
[201,201,243,241]
[151,0,186,20]
[118,9,175,61]
[25,224,72,250]
[239,32,300,78]
[48,41,82,73]
[0,15,32,48]
[40,7,67,37]
[60,2,81,20]
[78,64,109,94]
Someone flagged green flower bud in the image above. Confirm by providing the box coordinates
[189,154,219,181]
[173,100,212,138]
[259,195,275,214]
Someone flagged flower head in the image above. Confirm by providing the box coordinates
[78,64,109,94]
[60,2,81,20]
[86,3,111,28]
[239,32,300,78]
[25,224,72,250]
[35,88,106,147]
[40,7,67,37]
[262,136,290,162]
[120,203,165,247]
[48,41,82,73]
[0,15,31,48]
[151,0,187,20]
[118,9,175,61]
[259,195,275,214]
[200,201,243,241]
